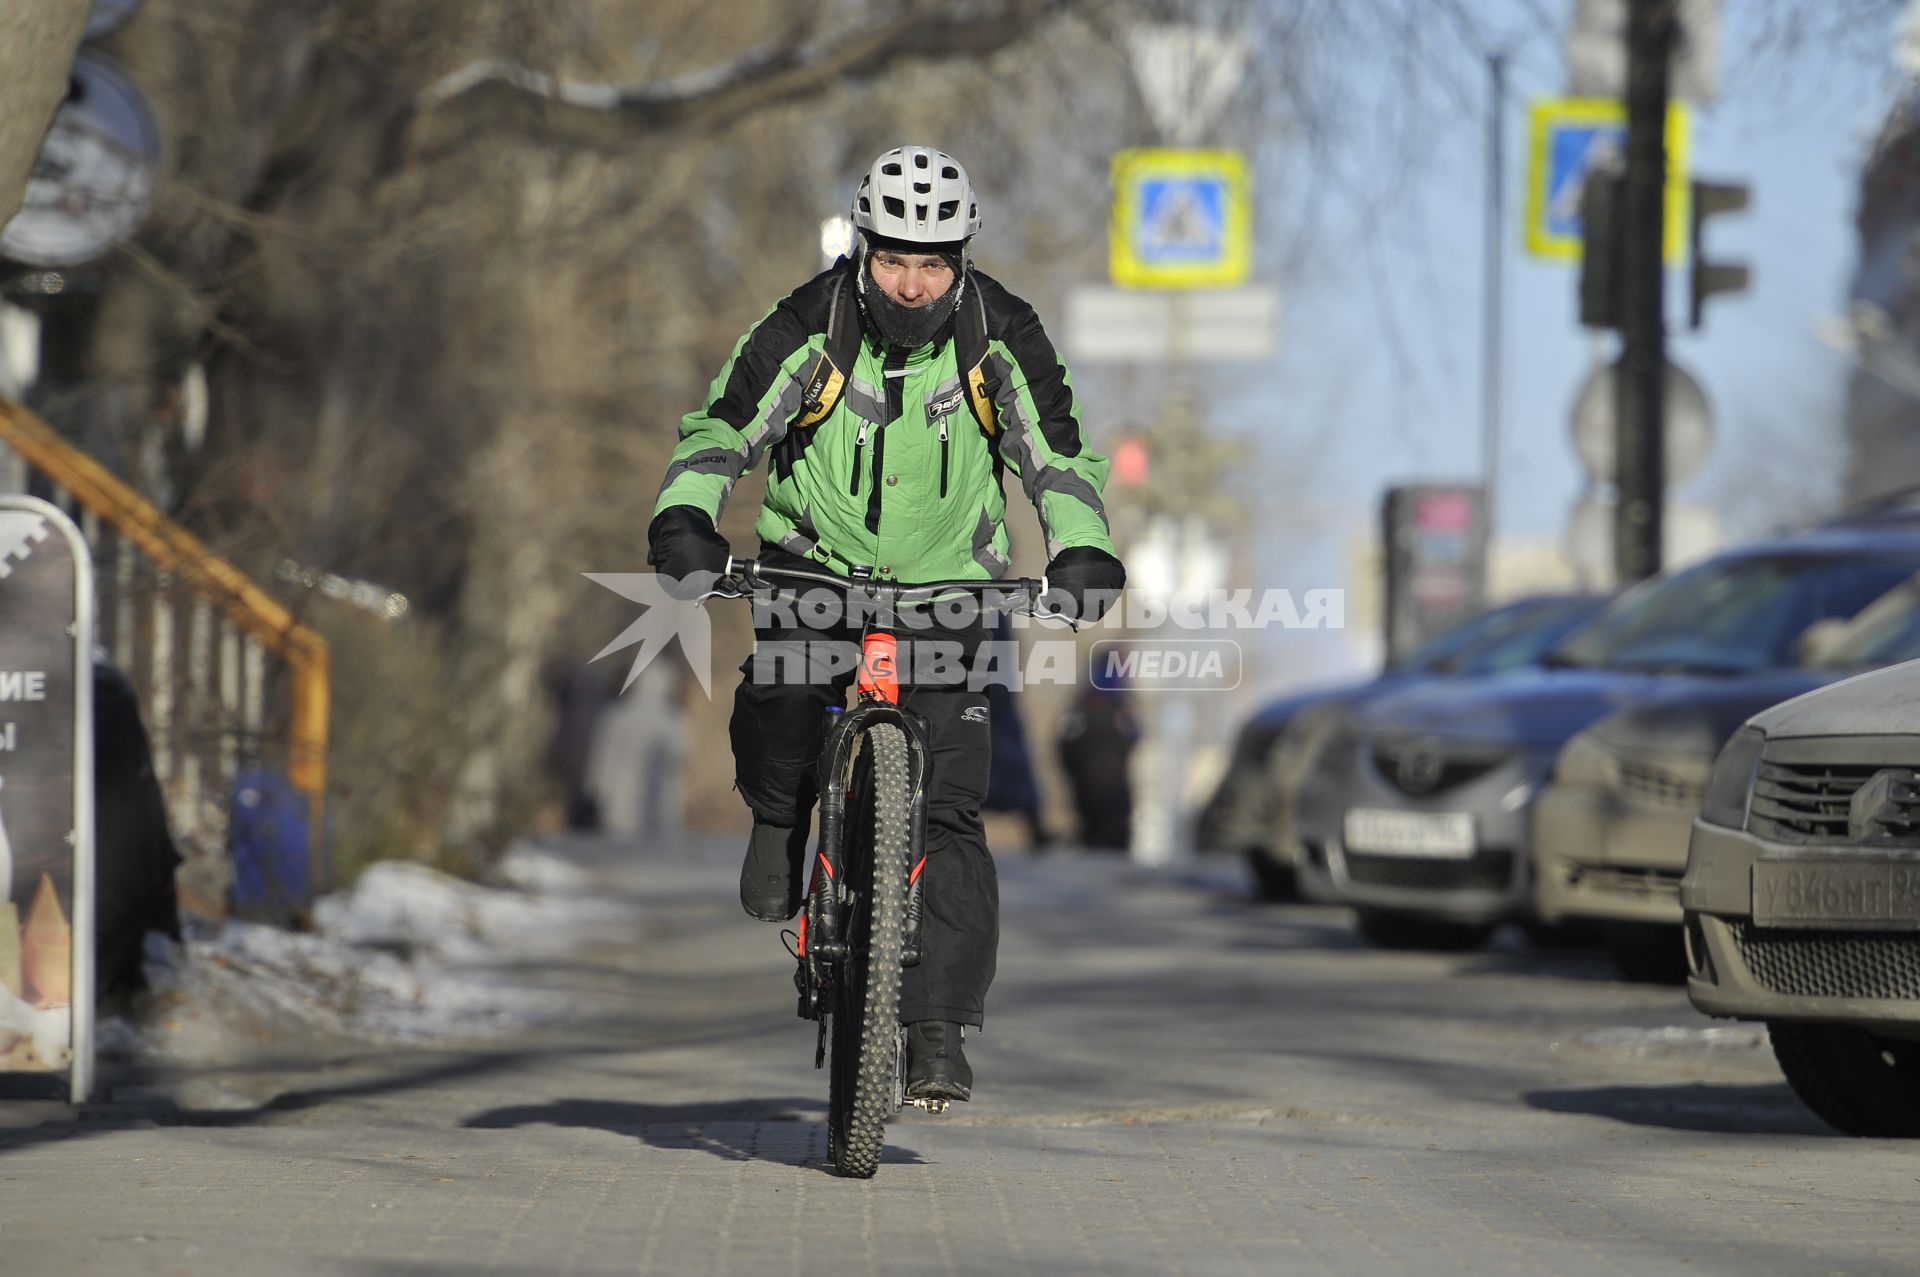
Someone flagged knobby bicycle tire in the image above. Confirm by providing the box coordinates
[826,722,910,1178]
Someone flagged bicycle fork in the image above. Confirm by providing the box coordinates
[793,702,932,1041]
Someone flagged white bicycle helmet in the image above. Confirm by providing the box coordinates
[850,145,982,245]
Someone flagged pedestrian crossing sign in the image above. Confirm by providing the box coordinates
[1110,149,1251,289]
[1526,97,1691,262]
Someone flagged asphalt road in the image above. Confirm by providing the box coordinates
[1,836,1915,1277]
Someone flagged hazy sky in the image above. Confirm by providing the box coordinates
[1206,0,1910,699]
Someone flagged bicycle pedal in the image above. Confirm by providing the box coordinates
[904,1096,950,1114]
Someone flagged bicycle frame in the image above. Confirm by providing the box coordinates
[712,559,1049,1037]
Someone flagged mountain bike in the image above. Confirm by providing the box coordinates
[717,558,1051,1178]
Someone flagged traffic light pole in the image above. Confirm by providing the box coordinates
[1614,0,1674,584]
[1481,51,1506,563]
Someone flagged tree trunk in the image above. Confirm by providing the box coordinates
[0,0,91,230]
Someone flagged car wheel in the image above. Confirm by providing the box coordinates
[1768,1021,1920,1137]
[1354,909,1494,952]
[1245,848,1297,902]
[1601,922,1688,984]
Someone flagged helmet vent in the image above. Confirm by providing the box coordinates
[851,147,982,241]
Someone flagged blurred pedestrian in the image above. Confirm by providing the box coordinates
[588,659,685,845]
[1056,661,1137,852]
[981,617,1053,851]
[92,664,181,1010]
[544,656,615,831]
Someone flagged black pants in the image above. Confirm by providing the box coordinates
[730,554,998,1028]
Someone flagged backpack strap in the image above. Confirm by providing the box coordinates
[794,270,861,430]
[955,278,1000,437]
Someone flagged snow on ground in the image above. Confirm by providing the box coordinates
[135,845,640,1051]
[314,851,635,963]
[1572,1024,1770,1055]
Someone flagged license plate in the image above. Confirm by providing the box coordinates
[1343,808,1476,858]
[1751,859,1920,929]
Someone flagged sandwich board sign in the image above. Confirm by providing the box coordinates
[0,497,94,1102]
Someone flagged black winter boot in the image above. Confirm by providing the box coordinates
[903,1021,972,1102]
[740,821,807,922]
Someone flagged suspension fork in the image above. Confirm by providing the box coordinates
[902,781,929,967]
[809,713,860,966]
[810,701,933,967]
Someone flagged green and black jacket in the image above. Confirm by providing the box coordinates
[653,264,1115,582]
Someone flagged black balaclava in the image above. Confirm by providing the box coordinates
[856,233,968,350]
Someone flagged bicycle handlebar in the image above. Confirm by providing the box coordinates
[719,556,1050,614]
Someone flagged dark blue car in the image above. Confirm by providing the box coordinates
[1294,522,1920,949]
[1199,593,1608,897]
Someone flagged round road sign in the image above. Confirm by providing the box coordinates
[1570,358,1714,486]
[0,50,162,269]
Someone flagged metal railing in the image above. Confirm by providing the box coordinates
[0,396,329,910]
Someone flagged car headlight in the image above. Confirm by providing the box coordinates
[1698,726,1765,830]
[1552,731,1619,788]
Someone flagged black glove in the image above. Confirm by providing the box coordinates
[647,507,732,598]
[1043,546,1126,622]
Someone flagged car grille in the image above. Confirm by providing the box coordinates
[1748,760,1920,844]
[1369,737,1511,798]
[1344,849,1515,893]
[1570,864,1682,901]
[1729,921,1920,1000]
[1617,759,1704,811]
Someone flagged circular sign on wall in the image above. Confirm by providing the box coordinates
[85,0,143,40]
[0,50,162,269]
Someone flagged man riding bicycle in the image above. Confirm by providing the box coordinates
[647,145,1124,1104]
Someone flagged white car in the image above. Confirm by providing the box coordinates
[1684,657,1920,1136]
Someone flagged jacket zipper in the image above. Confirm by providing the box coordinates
[864,423,888,533]
[938,417,950,498]
[867,346,907,535]
[848,420,868,496]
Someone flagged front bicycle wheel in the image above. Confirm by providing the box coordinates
[825,722,910,1178]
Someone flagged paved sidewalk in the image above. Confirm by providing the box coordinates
[0,838,1914,1276]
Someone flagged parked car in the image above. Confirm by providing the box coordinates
[1198,593,1607,899]
[1683,657,1920,1136]
[1535,573,1920,981]
[1294,525,1920,951]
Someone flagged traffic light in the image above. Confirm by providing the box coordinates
[1689,179,1751,329]
[1578,169,1625,330]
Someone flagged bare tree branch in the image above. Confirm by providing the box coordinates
[387,0,1077,167]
